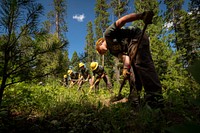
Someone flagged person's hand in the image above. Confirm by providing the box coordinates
[123,68,130,78]
[142,11,154,24]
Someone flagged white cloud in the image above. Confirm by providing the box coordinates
[72,14,85,22]
[164,22,173,29]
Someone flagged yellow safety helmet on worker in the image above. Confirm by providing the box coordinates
[90,62,98,71]
[67,70,73,75]
[63,74,67,78]
[79,62,84,68]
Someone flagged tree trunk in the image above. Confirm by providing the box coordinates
[0,68,7,107]
[56,11,60,38]
[0,82,6,107]
[0,50,9,107]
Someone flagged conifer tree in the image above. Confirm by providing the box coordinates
[0,0,45,106]
[94,0,110,66]
[110,0,129,18]
[70,51,80,72]
[164,0,199,66]
[45,0,69,76]
[48,0,68,39]
[85,21,96,64]
[188,0,200,61]
[164,0,184,50]
[179,0,200,65]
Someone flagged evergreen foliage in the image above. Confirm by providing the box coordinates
[85,21,96,64]
[70,51,80,72]
[94,0,110,65]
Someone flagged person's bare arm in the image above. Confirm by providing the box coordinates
[115,13,143,28]
[122,54,131,67]
[91,75,95,85]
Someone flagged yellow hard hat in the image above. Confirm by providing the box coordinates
[79,62,84,68]
[90,62,98,71]
[67,70,73,75]
[63,75,67,78]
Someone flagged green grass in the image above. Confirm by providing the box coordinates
[0,80,200,133]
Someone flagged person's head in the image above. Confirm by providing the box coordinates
[90,62,98,71]
[79,62,85,69]
[96,38,108,55]
[67,70,73,76]
[63,74,67,78]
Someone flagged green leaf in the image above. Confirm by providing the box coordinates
[188,60,200,84]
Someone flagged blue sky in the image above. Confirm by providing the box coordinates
[38,0,96,59]
[66,0,96,59]
[39,0,189,59]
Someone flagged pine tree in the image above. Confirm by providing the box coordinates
[94,0,110,66]
[45,0,69,76]
[164,0,184,50]
[70,51,80,72]
[48,0,68,39]
[184,0,200,64]
[189,0,200,60]
[110,0,129,18]
[85,21,96,64]
[0,0,44,106]
[164,0,199,66]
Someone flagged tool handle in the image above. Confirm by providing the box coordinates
[131,23,148,63]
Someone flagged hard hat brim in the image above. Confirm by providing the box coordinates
[92,62,98,71]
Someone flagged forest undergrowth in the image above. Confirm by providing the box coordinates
[0,80,200,133]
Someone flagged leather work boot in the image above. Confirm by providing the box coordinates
[128,89,140,108]
[144,92,164,109]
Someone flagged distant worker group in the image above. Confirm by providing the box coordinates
[64,62,113,94]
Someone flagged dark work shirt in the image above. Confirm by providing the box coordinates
[104,22,141,57]
[80,68,90,79]
[92,65,105,77]
[70,72,79,80]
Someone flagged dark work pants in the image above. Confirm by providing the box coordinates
[95,74,112,93]
[128,35,163,107]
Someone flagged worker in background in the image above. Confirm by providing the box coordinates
[89,62,113,93]
[78,62,92,92]
[63,74,68,87]
[67,69,80,88]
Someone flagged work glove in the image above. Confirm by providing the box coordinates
[141,11,154,24]
[122,68,130,79]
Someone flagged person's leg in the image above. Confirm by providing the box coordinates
[103,75,113,93]
[94,80,100,93]
[135,44,163,108]
[77,80,82,90]
[129,65,142,107]
[78,80,86,93]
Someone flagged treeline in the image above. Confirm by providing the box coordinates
[0,0,199,106]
